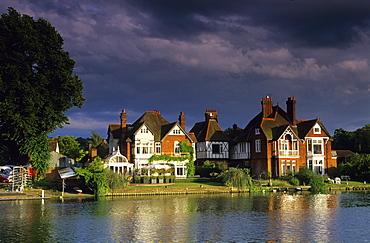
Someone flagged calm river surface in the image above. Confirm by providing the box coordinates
[0,191,369,242]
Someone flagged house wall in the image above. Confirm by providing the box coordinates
[229,142,250,160]
[162,135,189,156]
[196,141,229,160]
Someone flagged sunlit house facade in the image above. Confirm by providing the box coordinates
[189,110,229,166]
[107,110,195,178]
[229,97,337,177]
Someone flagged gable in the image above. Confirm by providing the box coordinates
[162,122,195,142]
[275,126,300,141]
[127,111,169,141]
[168,124,185,136]
[134,124,154,137]
[306,121,331,137]
[190,120,228,142]
[297,119,331,138]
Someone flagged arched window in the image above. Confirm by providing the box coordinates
[110,156,127,163]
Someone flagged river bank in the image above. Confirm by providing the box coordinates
[1,182,369,200]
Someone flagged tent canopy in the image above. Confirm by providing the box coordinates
[143,164,171,170]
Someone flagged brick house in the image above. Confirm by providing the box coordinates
[107,110,195,178]
[230,96,337,178]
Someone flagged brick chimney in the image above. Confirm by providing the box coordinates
[286,97,297,126]
[120,109,127,155]
[179,112,186,130]
[261,96,273,118]
[205,109,218,122]
[120,109,127,130]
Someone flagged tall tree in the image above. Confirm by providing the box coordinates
[332,128,354,150]
[332,125,370,153]
[54,136,87,161]
[0,8,85,178]
[88,131,104,148]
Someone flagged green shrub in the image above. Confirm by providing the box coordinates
[75,157,109,196]
[289,177,300,186]
[34,178,51,187]
[105,170,130,192]
[309,174,327,193]
[221,167,252,190]
[295,167,315,185]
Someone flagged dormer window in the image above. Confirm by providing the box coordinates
[313,124,321,134]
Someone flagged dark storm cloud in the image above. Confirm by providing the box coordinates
[126,0,370,48]
[1,0,369,138]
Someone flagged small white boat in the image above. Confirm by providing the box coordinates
[73,187,83,194]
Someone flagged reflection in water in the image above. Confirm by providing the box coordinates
[0,192,368,242]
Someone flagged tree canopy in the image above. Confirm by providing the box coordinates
[333,124,370,153]
[0,8,85,177]
[88,131,104,148]
[52,135,87,161]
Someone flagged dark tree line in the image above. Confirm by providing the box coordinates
[333,125,370,181]
[332,124,370,153]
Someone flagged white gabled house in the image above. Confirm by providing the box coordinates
[105,110,195,178]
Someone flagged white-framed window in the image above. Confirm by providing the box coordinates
[174,141,180,154]
[280,140,289,151]
[140,128,149,133]
[155,142,161,154]
[172,129,181,135]
[136,141,153,154]
[142,142,149,154]
[281,160,286,174]
[239,143,246,152]
[314,124,321,134]
[136,142,141,154]
[255,139,261,153]
[255,128,260,135]
[313,140,323,154]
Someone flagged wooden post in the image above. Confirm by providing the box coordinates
[62,178,65,198]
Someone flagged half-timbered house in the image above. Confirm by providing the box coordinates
[190,110,229,165]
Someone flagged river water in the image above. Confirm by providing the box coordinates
[0,191,369,242]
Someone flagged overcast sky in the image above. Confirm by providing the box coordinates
[1,0,370,139]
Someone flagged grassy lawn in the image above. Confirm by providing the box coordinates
[126,179,368,191]
[327,180,367,187]
[127,181,225,190]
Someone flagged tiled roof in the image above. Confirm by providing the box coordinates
[161,122,176,139]
[233,104,331,143]
[133,111,169,141]
[335,150,355,157]
[296,119,331,138]
[190,119,229,142]
[108,124,121,139]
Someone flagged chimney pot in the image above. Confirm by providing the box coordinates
[205,109,218,122]
[179,112,186,130]
[261,97,273,118]
[286,97,297,125]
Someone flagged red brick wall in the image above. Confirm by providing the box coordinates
[161,135,191,156]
